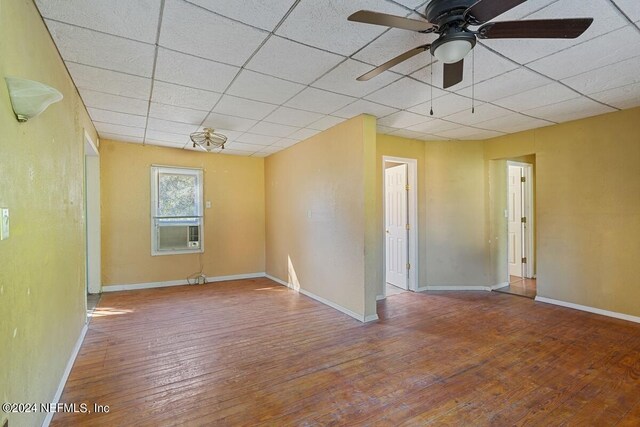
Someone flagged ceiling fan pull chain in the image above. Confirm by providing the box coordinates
[430,61,434,116]
[472,48,475,114]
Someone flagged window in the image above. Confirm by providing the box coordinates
[151,166,203,255]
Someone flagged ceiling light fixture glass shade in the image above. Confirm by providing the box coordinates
[5,77,63,122]
[432,39,473,64]
[190,128,227,152]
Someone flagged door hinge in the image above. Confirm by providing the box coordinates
[521,257,527,263]
[406,223,410,230]
[406,263,411,270]
[405,184,410,191]
[521,176,526,183]
[521,217,527,223]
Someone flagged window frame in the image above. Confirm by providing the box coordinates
[150,165,204,256]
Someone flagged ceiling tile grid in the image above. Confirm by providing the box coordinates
[36,0,640,157]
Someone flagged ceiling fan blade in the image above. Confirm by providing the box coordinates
[348,10,435,32]
[357,45,430,81]
[478,18,594,39]
[443,60,464,89]
[464,0,526,25]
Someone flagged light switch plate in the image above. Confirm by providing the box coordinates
[1,208,9,240]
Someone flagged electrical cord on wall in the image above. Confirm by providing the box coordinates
[186,252,207,285]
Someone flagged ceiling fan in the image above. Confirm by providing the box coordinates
[348,0,593,89]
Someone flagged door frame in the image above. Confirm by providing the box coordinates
[84,131,101,296]
[506,161,534,279]
[381,156,418,297]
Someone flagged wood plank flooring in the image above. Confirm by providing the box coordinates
[52,278,640,426]
[495,276,538,299]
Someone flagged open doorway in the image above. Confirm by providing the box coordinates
[495,161,536,299]
[381,156,418,299]
[84,131,101,318]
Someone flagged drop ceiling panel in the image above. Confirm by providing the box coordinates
[528,27,640,81]
[235,133,281,146]
[188,0,298,31]
[226,70,305,105]
[202,112,258,132]
[378,111,429,128]
[94,122,145,138]
[145,139,187,149]
[149,102,208,124]
[611,0,640,21]
[475,113,552,133]
[159,0,268,66]
[492,82,580,111]
[524,97,616,123]
[308,116,346,131]
[275,0,409,56]
[40,0,639,156]
[66,62,151,100]
[155,48,239,92]
[311,59,400,98]
[151,81,221,111]
[435,127,504,140]
[456,68,552,103]
[213,95,278,120]
[332,99,398,119]
[365,77,442,109]
[224,141,264,152]
[45,21,155,77]
[562,55,640,95]
[288,128,321,140]
[36,0,161,43]
[589,82,640,110]
[273,138,300,147]
[87,108,147,128]
[264,107,324,127]
[249,122,299,138]
[79,89,149,115]
[284,88,355,114]
[145,129,191,144]
[407,119,461,134]
[147,118,200,134]
[98,133,144,144]
[483,0,628,64]
[353,26,435,75]
[245,36,344,84]
[408,93,472,118]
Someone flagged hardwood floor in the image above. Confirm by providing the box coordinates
[52,278,640,426]
[494,275,538,299]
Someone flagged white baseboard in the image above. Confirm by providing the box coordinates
[42,323,88,427]
[102,272,265,292]
[420,285,492,291]
[265,274,372,323]
[491,282,510,290]
[535,296,640,324]
[376,294,385,301]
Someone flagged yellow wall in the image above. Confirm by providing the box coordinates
[376,135,490,294]
[265,115,377,320]
[100,140,265,285]
[0,0,98,425]
[485,107,640,316]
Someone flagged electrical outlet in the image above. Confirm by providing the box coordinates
[1,208,9,240]
[197,274,206,285]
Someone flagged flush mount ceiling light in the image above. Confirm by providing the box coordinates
[190,128,227,152]
[5,77,63,122]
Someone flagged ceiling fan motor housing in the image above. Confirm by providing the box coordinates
[425,0,476,26]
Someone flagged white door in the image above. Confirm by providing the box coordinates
[385,164,408,289]
[507,166,523,278]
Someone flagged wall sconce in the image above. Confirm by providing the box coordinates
[5,77,63,122]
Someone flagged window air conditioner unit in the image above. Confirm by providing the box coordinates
[157,225,201,251]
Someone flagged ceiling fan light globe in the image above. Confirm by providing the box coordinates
[433,39,473,64]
